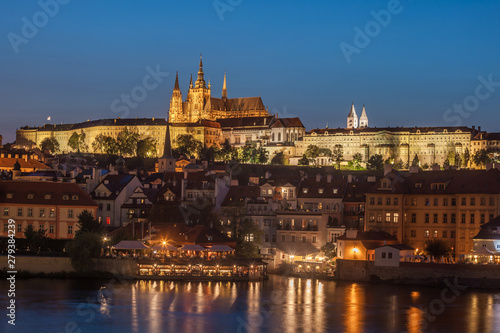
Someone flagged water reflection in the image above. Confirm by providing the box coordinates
[3,277,500,333]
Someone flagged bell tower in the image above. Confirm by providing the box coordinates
[168,72,183,123]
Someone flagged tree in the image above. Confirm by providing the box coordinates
[23,225,48,252]
[321,242,337,260]
[332,146,344,170]
[218,139,237,162]
[393,158,404,170]
[298,154,309,166]
[235,219,262,257]
[352,153,363,169]
[174,134,202,158]
[411,154,420,167]
[66,232,103,272]
[271,151,286,165]
[367,154,384,170]
[92,134,106,153]
[473,149,492,168]
[424,239,452,262]
[136,137,157,158]
[102,136,118,155]
[454,152,462,168]
[117,127,140,156]
[76,210,102,235]
[305,145,320,165]
[463,148,471,168]
[68,132,80,152]
[40,137,60,154]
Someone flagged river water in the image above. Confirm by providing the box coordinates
[1,275,500,333]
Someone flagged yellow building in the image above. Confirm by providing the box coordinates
[365,169,500,259]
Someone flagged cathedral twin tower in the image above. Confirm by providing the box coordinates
[346,102,369,129]
[168,55,269,123]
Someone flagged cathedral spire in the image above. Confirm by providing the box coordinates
[195,54,206,88]
[359,104,368,128]
[222,72,227,99]
[189,74,193,89]
[162,122,173,158]
[347,102,358,129]
[174,71,180,91]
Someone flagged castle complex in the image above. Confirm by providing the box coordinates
[14,57,500,168]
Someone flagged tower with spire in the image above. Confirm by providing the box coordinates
[222,72,227,100]
[347,103,358,129]
[169,72,183,123]
[157,121,176,173]
[359,104,368,128]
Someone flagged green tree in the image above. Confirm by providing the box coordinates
[103,136,118,155]
[66,232,103,272]
[68,132,80,152]
[424,239,452,262]
[463,148,471,168]
[411,154,420,167]
[23,225,48,252]
[235,219,262,257]
[352,153,363,169]
[92,134,106,153]
[321,242,337,260]
[298,154,309,166]
[117,127,140,156]
[136,137,157,158]
[367,154,384,170]
[218,139,237,162]
[40,136,60,154]
[305,145,320,165]
[473,149,492,168]
[393,158,404,170]
[332,146,344,170]
[76,210,102,235]
[174,134,203,158]
[454,152,462,168]
[271,151,286,165]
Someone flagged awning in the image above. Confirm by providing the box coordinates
[112,240,150,250]
[206,245,235,252]
[180,244,206,251]
[277,243,320,257]
[151,243,178,251]
[472,246,499,255]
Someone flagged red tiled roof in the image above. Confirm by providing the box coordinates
[0,180,97,207]
[0,157,47,170]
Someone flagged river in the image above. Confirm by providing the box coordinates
[1,275,500,332]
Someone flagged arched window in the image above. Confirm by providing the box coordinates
[272,133,275,141]
[278,132,281,141]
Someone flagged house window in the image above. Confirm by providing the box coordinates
[433,230,438,238]
[461,214,466,224]
[386,198,391,205]
[461,197,466,206]
[451,198,456,206]
[425,230,430,238]
[63,195,69,200]
[442,231,447,238]
[272,235,276,243]
[451,231,456,238]
[291,236,295,243]
[3,208,8,216]
[49,208,55,218]
[410,230,416,237]
[377,198,382,205]
[98,204,103,211]
[3,224,7,232]
[382,252,386,259]
[443,214,448,223]
[480,197,486,206]
[106,204,111,211]
[281,235,286,242]
[17,224,22,233]
[433,198,438,206]
[386,213,391,223]
[302,236,306,243]
[425,198,430,206]
[443,198,448,206]
[106,217,111,225]
[470,214,475,224]
[425,214,429,223]
[49,225,54,234]
[40,209,45,217]
[388,252,393,259]
[264,219,271,226]
[27,208,33,217]
[265,234,269,242]
[451,214,456,223]
[68,225,73,234]
[312,236,317,243]
[394,197,399,205]
[470,198,475,206]
[411,214,416,223]
[377,215,382,223]
[490,197,495,206]
[17,208,23,216]
[68,209,73,218]
[393,213,399,223]
[481,214,485,224]
[369,197,375,205]
[433,214,438,223]
[412,198,417,206]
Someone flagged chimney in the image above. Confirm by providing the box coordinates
[384,164,393,176]
[327,174,332,183]
[478,126,481,132]
[316,174,321,182]
[346,230,358,239]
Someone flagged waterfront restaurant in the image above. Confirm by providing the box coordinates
[137,257,268,280]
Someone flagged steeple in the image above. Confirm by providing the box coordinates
[347,102,358,129]
[222,72,227,100]
[162,122,172,158]
[195,54,206,88]
[359,104,368,128]
[158,121,176,173]
[189,74,193,89]
[174,71,180,91]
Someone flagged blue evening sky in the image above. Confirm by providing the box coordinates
[1,0,499,142]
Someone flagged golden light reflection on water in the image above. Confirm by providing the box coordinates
[344,283,364,333]
[405,306,423,333]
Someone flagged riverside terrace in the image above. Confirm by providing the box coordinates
[136,257,268,281]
